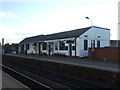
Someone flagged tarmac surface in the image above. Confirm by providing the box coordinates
[10,54,119,73]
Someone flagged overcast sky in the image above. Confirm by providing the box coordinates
[0,0,119,44]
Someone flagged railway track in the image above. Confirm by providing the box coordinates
[1,64,54,89]
[2,58,111,89]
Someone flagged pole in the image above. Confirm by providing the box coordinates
[90,20,94,60]
[75,37,77,58]
[25,44,27,55]
[85,17,94,60]
[2,38,4,54]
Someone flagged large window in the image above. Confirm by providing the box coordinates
[34,43,37,47]
[42,43,47,50]
[21,44,24,53]
[26,44,30,50]
[59,41,66,50]
[84,40,88,50]
[97,40,100,47]
[65,46,68,50]
[72,46,76,50]
[21,44,24,50]
[55,42,58,50]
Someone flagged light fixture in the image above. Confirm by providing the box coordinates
[84,35,88,37]
[85,17,89,19]
[98,36,101,38]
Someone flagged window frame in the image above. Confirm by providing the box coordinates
[42,42,47,50]
[84,40,88,50]
[97,40,100,47]
[55,42,58,50]
[59,41,66,50]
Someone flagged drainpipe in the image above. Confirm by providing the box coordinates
[25,44,27,55]
[75,37,77,58]
[38,42,41,55]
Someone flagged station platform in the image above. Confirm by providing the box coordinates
[11,54,119,73]
[2,54,120,88]
[0,68,29,89]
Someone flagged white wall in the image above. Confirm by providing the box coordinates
[76,37,80,56]
[79,27,110,58]
[42,38,78,56]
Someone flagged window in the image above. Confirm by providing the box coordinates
[55,42,58,50]
[21,44,24,50]
[42,43,47,50]
[97,40,100,47]
[65,46,68,50]
[26,44,29,50]
[72,46,76,50]
[91,40,95,48]
[21,44,24,53]
[34,43,37,47]
[84,40,88,50]
[59,41,66,50]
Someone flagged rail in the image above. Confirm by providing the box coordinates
[1,64,54,89]
[2,59,111,88]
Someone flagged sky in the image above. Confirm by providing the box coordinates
[0,0,119,44]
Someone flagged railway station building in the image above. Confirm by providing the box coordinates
[19,26,110,58]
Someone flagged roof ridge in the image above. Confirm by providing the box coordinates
[19,26,110,44]
[93,26,110,30]
[46,26,92,36]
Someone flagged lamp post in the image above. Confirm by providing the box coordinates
[118,23,120,47]
[117,23,120,47]
[85,17,94,60]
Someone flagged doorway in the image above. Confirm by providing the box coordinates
[38,43,41,55]
[48,44,51,55]
[68,44,72,56]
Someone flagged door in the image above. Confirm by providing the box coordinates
[69,44,72,56]
[38,43,41,55]
[25,44,27,55]
[48,44,51,55]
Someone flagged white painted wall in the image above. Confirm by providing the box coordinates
[79,27,110,58]
[76,37,80,57]
[41,37,78,56]
[22,37,79,56]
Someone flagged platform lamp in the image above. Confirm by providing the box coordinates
[85,17,94,60]
[115,23,119,47]
[117,23,120,47]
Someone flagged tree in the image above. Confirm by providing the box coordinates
[2,43,12,53]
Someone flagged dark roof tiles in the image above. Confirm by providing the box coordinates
[19,26,110,44]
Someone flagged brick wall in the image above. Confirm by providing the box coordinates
[88,47,119,62]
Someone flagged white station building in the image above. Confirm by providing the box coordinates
[19,26,110,58]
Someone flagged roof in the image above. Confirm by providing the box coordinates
[19,26,110,44]
[19,35,45,44]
